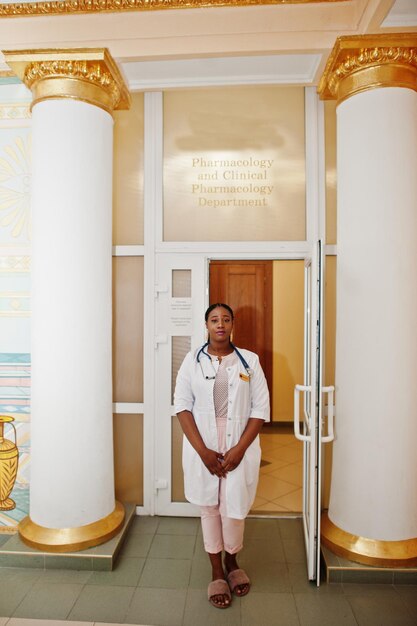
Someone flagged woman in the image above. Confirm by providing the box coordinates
[174,303,270,609]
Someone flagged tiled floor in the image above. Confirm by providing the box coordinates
[253,427,303,514]
[1,516,416,626]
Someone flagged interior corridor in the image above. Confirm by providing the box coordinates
[252,425,303,515]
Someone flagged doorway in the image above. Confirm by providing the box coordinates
[209,260,273,401]
[209,259,304,514]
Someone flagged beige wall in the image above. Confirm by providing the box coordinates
[113,93,144,245]
[322,255,336,508]
[114,414,144,505]
[272,260,304,422]
[322,100,337,505]
[112,258,144,505]
[112,93,145,505]
[112,256,144,404]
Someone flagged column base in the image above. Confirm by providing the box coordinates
[18,501,125,553]
[321,512,417,567]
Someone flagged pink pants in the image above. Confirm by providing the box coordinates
[200,420,245,554]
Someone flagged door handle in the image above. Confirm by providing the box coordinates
[321,386,335,443]
[294,384,311,442]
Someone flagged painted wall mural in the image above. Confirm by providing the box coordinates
[0,85,31,530]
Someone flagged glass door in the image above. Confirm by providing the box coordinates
[294,240,334,585]
[154,253,207,516]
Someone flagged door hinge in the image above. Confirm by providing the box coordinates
[155,334,168,349]
[155,284,169,298]
[154,478,168,492]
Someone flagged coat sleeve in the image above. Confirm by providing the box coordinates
[173,351,195,414]
[249,354,270,422]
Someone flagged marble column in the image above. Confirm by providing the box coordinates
[318,34,417,566]
[4,49,130,551]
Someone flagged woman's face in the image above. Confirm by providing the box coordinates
[206,306,234,343]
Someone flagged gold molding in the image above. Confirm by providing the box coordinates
[321,512,417,568]
[0,0,349,18]
[18,501,125,553]
[318,34,417,104]
[3,49,130,114]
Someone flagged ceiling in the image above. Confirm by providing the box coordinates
[0,0,416,90]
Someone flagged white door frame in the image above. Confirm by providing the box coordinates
[125,86,332,517]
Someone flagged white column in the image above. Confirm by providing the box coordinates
[5,49,130,551]
[319,34,417,566]
[331,86,417,541]
[30,98,115,529]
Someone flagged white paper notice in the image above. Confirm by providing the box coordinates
[169,298,192,335]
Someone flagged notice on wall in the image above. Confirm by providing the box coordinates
[191,156,275,209]
[169,298,192,335]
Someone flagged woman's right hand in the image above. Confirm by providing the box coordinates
[200,448,227,477]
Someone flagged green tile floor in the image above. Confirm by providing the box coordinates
[1,516,416,626]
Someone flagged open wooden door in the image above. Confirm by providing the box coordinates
[209,260,273,412]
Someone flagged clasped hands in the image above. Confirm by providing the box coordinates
[201,446,245,477]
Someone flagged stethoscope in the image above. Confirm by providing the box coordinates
[196,342,253,380]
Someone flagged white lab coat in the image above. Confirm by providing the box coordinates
[174,345,270,519]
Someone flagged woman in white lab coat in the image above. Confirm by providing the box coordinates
[174,303,270,609]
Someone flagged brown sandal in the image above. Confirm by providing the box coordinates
[226,568,251,596]
[207,578,232,608]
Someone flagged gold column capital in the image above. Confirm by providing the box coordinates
[3,49,130,115]
[318,34,417,105]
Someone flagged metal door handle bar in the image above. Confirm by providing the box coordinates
[294,384,312,442]
[321,386,335,443]
[294,384,335,443]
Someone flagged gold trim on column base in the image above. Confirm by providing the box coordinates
[321,512,417,568]
[318,34,417,104]
[18,501,125,553]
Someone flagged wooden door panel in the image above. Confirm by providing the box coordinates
[209,261,273,415]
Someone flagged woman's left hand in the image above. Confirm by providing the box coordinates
[222,445,245,472]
